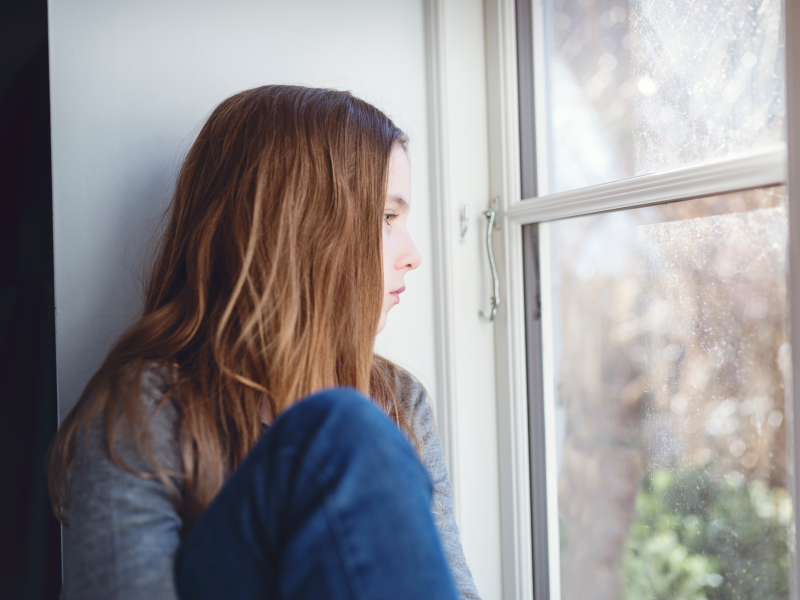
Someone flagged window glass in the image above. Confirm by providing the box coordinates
[542,187,790,599]
[540,0,785,194]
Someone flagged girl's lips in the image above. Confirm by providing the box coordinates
[390,286,405,303]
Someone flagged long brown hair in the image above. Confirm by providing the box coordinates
[49,85,416,528]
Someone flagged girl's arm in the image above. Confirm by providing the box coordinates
[404,373,482,600]
[62,370,182,600]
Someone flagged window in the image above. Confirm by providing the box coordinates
[533,0,785,195]
[491,0,792,598]
[539,187,790,599]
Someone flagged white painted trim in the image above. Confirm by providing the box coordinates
[485,0,534,598]
[537,222,562,600]
[495,218,535,600]
[425,0,461,526]
[507,145,788,225]
[785,0,800,596]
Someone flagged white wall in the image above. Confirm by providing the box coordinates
[48,0,437,419]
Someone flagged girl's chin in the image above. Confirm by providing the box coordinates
[376,311,390,335]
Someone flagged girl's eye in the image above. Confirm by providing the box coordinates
[384,213,398,223]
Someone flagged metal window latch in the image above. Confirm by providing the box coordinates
[480,197,500,322]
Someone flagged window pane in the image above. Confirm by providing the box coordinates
[538,0,785,195]
[541,187,791,599]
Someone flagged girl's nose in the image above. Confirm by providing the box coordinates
[403,235,422,271]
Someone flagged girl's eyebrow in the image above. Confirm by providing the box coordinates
[385,194,409,211]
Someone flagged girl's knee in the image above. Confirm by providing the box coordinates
[277,388,420,472]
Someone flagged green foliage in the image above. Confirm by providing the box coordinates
[622,468,791,600]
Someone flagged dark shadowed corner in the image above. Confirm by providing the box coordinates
[0,1,62,598]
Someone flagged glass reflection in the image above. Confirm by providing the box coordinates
[543,187,791,599]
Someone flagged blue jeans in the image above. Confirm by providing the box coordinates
[175,388,459,600]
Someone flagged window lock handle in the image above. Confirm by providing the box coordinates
[480,197,500,323]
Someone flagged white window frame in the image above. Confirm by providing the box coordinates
[483,0,799,598]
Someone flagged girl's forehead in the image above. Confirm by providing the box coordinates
[386,151,411,209]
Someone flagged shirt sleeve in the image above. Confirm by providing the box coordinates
[62,370,183,600]
[404,375,482,600]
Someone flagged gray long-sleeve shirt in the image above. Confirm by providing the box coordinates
[62,366,480,600]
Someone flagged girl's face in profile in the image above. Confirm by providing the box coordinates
[377,144,421,334]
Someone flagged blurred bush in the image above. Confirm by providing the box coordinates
[623,467,791,600]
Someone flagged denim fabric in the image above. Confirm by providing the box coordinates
[175,388,459,600]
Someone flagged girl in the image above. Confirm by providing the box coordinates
[49,85,480,600]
